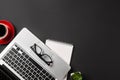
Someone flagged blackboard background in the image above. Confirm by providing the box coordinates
[0,0,120,80]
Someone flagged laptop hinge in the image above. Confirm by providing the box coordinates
[1,64,20,80]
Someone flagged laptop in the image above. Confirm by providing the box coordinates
[0,28,71,80]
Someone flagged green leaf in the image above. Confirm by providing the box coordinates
[71,72,82,80]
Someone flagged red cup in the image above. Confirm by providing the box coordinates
[0,20,15,44]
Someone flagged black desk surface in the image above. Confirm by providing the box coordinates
[0,0,120,80]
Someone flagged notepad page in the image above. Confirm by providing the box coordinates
[45,39,73,80]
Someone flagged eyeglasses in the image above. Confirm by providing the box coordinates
[30,43,53,66]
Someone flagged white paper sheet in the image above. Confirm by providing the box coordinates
[45,39,73,80]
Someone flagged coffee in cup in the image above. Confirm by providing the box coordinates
[0,20,15,44]
[0,24,8,39]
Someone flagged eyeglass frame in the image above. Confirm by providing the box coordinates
[30,43,53,66]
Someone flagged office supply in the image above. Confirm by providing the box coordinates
[45,39,73,80]
[0,28,70,80]
[45,39,73,65]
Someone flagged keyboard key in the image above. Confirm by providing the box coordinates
[25,64,28,68]
[22,52,26,55]
[28,73,32,76]
[7,53,10,57]
[36,74,39,77]
[31,75,35,79]
[28,62,32,66]
[31,65,35,69]
[19,69,23,73]
[26,60,29,64]
[18,50,23,55]
[33,72,36,75]
[34,78,38,80]
[14,64,17,67]
[28,67,31,70]
[20,65,24,69]
[12,58,15,61]
[42,74,46,78]
[45,77,50,80]
[17,57,20,60]
[8,60,11,63]
[40,73,43,76]
[42,70,46,74]
[19,59,22,63]
[4,56,9,60]
[14,54,17,58]
[22,62,25,65]
[9,51,14,55]
[25,74,28,78]
[51,78,55,80]
[20,55,24,59]
[39,76,42,80]
[28,77,31,80]
[16,67,20,70]
[37,70,40,73]
[23,68,27,71]
[26,70,29,73]
[22,71,25,75]
[11,62,14,65]
[30,69,34,72]
[25,54,29,59]
[34,67,37,71]
[23,58,26,61]
[15,60,18,64]
[12,48,18,53]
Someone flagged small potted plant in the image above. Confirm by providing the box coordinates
[71,72,82,80]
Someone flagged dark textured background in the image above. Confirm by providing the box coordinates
[0,0,120,80]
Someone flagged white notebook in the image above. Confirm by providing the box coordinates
[45,39,73,80]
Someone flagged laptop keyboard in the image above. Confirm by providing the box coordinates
[2,44,55,80]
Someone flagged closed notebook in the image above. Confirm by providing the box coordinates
[45,39,73,80]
